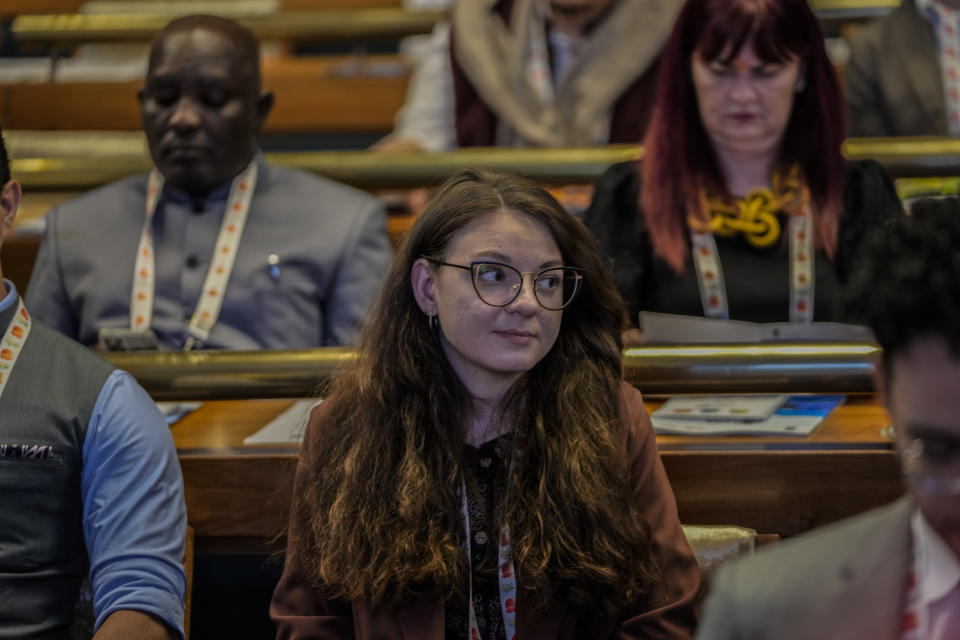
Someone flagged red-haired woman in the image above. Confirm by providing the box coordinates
[584,0,904,328]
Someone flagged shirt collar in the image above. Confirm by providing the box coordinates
[912,509,960,605]
[0,279,18,314]
[158,151,263,206]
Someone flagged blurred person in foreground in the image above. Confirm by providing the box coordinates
[584,0,904,332]
[271,170,699,638]
[25,15,390,350]
[375,0,680,152]
[0,125,186,638]
[845,0,958,137]
[698,197,960,639]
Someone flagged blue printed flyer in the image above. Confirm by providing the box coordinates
[651,395,845,436]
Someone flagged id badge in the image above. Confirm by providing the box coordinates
[97,327,161,351]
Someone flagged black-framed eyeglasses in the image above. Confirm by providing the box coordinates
[901,436,960,496]
[428,259,584,310]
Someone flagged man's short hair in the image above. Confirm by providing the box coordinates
[149,15,262,92]
[0,123,10,186]
[844,198,960,364]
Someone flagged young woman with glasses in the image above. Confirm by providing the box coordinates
[271,169,699,639]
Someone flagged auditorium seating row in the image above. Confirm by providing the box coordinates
[0,0,903,144]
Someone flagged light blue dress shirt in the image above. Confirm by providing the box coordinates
[0,282,187,636]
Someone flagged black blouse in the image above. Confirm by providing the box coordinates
[444,435,512,640]
[583,159,904,324]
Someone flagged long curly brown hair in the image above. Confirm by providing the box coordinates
[292,170,661,615]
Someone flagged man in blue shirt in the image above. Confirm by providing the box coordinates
[0,126,186,638]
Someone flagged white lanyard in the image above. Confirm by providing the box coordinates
[0,299,32,400]
[460,479,518,640]
[131,163,258,350]
[691,204,814,323]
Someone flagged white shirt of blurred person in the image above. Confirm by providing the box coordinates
[25,15,391,350]
[697,199,960,640]
[375,0,679,152]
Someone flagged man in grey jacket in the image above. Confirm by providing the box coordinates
[698,198,960,639]
[26,15,391,350]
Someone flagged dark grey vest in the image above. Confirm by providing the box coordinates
[0,299,114,639]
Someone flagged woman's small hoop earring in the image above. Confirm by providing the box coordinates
[428,314,439,333]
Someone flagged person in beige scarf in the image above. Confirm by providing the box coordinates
[376,0,680,151]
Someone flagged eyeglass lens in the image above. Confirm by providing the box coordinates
[472,263,580,309]
[901,437,960,496]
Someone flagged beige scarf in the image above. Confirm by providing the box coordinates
[451,0,681,147]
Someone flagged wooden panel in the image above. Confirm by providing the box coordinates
[180,454,295,539]
[170,397,903,551]
[12,9,441,45]
[282,0,401,7]
[665,451,902,536]
[0,56,408,133]
[0,83,143,130]
[0,0,83,18]
[0,0,402,18]
[265,71,406,133]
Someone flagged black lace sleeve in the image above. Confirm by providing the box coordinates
[836,159,905,282]
[584,161,654,323]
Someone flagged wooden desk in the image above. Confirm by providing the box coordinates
[171,395,902,553]
[0,0,82,18]
[0,55,408,133]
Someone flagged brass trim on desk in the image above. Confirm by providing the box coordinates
[269,146,645,188]
[10,0,896,45]
[11,136,960,191]
[105,342,879,400]
[842,137,960,177]
[622,342,878,395]
[12,9,444,44]
[106,347,356,400]
[812,0,898,20]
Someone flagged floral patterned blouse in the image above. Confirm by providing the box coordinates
[444,434,513,640]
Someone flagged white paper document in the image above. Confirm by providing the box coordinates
[242,399,321,445]
[656,395,787,422]
[652,395,845,436]
[640,311,874,344]
[156,402,202,426]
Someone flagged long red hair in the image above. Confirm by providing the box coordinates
[641,0,845,273]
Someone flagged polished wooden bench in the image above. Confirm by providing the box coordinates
[3,0,898,39]
[10,8,442,46]
[170,395,901,554]
[0,54,408,133]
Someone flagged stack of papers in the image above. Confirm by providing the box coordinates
[156,402,202,426]
[652,395,844,436]
[242,399,321,445]
[640,311,874,343]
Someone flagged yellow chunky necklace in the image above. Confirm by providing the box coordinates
[690,167,807,249]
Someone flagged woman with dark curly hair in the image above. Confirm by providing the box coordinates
[271,169,699,639]
[585,0,904,330]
